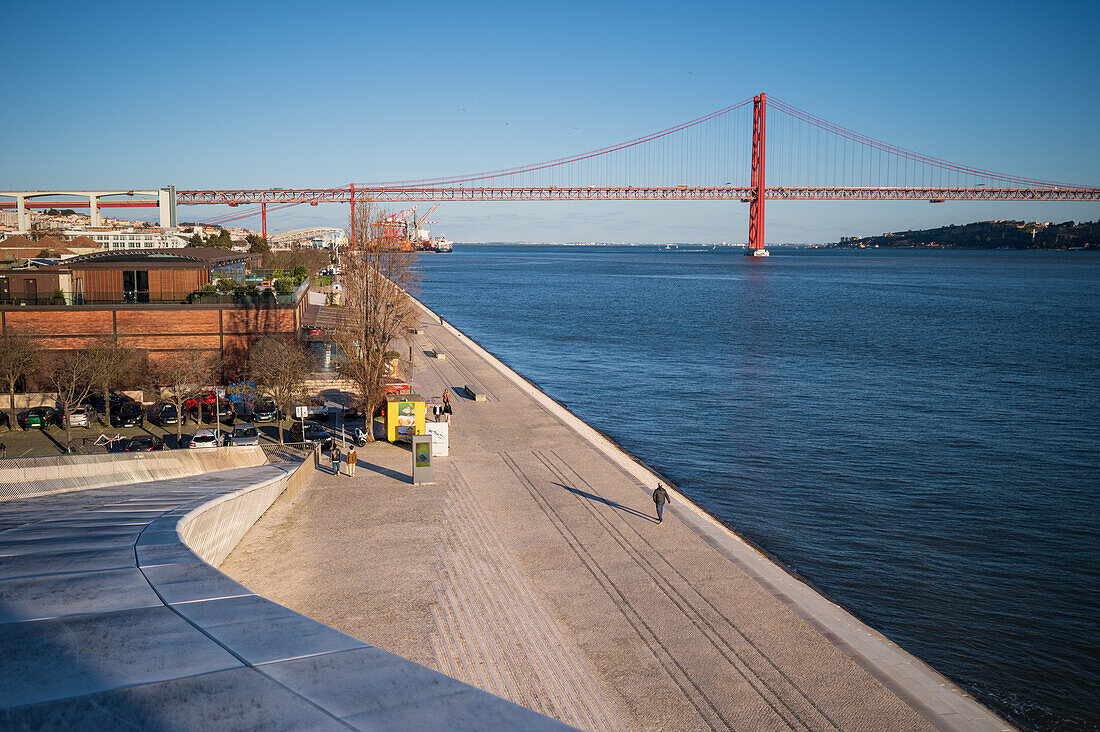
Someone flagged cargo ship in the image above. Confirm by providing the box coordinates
[408,205,452,252]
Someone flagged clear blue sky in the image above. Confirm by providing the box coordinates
[3,0,1098,242]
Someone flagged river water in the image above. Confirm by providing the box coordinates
[416,245,1098,731]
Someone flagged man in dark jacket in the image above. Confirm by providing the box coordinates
[331,445,342,476]
[653,484,670,523]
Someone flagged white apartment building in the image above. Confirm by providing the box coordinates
[63,227,190,249]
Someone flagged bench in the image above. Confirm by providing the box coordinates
[464,385,487,402]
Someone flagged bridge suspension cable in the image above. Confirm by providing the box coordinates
[172,93,1098,246]
[765,96,1085,191]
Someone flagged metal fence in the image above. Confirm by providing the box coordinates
[0,440,317,463]
[256,441,316,464]
[0,282,309,308]
[0,441,317,502]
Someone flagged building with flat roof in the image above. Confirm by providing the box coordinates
[61,227,189,249]
[0,248,306,369]
[64,248,255,304]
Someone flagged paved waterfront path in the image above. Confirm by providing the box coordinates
[222,308,1014,732]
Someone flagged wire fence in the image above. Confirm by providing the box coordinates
[0,440,316,462]
[256,441,316,464]
[0,441,318,502]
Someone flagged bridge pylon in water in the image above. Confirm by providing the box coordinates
[746,93,768,256]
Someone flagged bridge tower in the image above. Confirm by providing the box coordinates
[747,93,767,255]
[349,183,356,247]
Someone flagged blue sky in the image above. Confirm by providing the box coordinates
[3,0,1098,243]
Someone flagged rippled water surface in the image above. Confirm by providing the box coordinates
[417,246,1099,730]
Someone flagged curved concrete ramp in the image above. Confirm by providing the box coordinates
[0,461,569,730]
[0,446,280,501]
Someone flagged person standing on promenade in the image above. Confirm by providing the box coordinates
[653,484,670,523]
[331,445,342,476]
[441,389,453,420]
[346,447,357,477]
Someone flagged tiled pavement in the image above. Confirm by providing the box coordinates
[0,464,568,730]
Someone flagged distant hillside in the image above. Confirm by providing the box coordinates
[830,220,1100,250]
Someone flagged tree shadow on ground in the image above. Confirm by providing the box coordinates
[40,428,71,454]
[555,482,658,523]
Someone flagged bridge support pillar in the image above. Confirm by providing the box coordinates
[89,195,101,228]
[16,195,28,233]
[158,186,177,230]
[747,93,767,255]
[261,203,267,240]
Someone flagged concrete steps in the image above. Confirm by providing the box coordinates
[429,466,625,732]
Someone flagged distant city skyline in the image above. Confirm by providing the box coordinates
[3,0,1098,242]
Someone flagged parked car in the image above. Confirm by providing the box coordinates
[87,391,133,417]
[228,423,260,446]
[290,420,333,450]
[231,402,253,422]
[62,405,96,428]
[200,398,235,425]
[19,406,58,430]
[111,402,145,428]
[188,428,222,449]
[148,402,179,427]
[124,435,165,452]
[251,399,280,423]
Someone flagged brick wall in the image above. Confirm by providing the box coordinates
[1,296,304,361]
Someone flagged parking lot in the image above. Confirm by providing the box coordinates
[0,414,363,458]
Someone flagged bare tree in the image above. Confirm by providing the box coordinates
[151,352,220,444]
[47,350,100,452]
[332,200,420,441]
[248,336,314,444]
[0,334,39,431]
[86,338,137,425]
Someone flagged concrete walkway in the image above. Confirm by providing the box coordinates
[222,307,1014,732]
[0,462,565,730]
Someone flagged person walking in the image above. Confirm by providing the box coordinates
[653,483,670,523]
[441,388,453,420]
[331,445,342,476]
[346,447,357,477]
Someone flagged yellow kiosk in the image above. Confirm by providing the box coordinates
[384,393,426,442]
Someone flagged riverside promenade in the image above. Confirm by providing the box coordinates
[222,306,1014,732]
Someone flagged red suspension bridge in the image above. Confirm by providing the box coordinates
[5,94,1098,252]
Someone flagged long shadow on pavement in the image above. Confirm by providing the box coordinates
[556,482,658,523]
[359,460,409,483]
